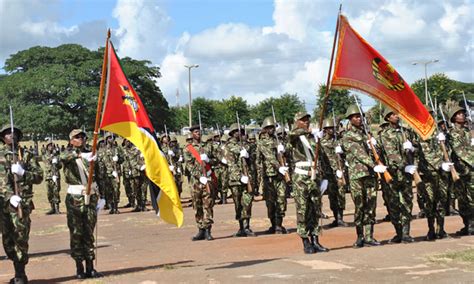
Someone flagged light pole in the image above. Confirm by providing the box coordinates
[412,59,439,104]
[184,64,199,127]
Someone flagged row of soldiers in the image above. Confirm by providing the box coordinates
[177,103,472,254]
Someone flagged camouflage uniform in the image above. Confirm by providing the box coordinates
[247,134,259,196]
[448,107,474,235]
[168,136,184,198]
[102,138,124,214]
[95,142,107,202]
[43,144,62,214]
[216,134,229,204]
[1,126,43,283]
[121,140,136,208]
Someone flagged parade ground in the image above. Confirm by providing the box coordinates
[0,178,473,284]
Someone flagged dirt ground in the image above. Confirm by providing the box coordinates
[1,177,473,283]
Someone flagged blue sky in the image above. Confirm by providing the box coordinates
[1,0,473,112]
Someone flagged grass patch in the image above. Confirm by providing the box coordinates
[429,249,474,264]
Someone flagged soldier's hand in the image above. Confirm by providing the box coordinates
[11,163,25,177]
[240,175,249,184]
[367,137,377,147]
[320,179,328,193]
[199,176,208,185]
[277,144,285,153]
[80,152,97,162]
[221,158,228,165]
[471,138,474,146]
[178,155,183,162]
[112,171,118,178]
[52,158,58,164]
[10,195,21,208]
[311,128,324,140]
[177,167,181,174]
[404,165,417,174]
[52,175,58,183]
[112,155,119,162]
[239,149,249,159]
[168,150,175,157]
[140,165,146,171]
[441,162,453,172]
[278,166,289,175]
[336,170,343,178]
[373,164,387,173]
[403,141,414,152]
[335,145,343,154]
[169,165,175,172]
[437,132,446,142]
[200,153,210,163]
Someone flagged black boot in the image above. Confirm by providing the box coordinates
[204,227,214,241]
[353,226,364,248]
[389,224,402,244]
[402,224,414,243]
[131,204,141,212]
[109,202,115,214]
[243,218,256,237]
[456,216,470,236]
[124,202,132,208]
[266,218,276,234]
[75,260,86,279]
[337,210,348,227]
[234,220,246,237]
[364,224,381,246]
[114,203,120,214]
[436,216,448,239]
[329,210,339,227]
[302,237,316,254]
[85,259,103,278]
[311,235,329,252]
[426,217,436,241]
[275,217,287,234]
[46,203,55,215]
[192,228,206,241]
[12,262,28,284]
[54,203,61,214]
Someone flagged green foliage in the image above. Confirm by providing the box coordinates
[313,85,356,123]
[252,93,305,127]
[410,73,474,105]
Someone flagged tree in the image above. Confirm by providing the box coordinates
[252,93,304,127]
[313,85,355,122]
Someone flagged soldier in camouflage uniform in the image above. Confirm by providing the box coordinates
[131,147,148,212]
[121,139,136,209]
[184,125,215,241]
[448,106,473,235]
[43,141,62,214]
[102,134,124,214]
[60,129,102,279]
[288,112,329,254]
[224,123,256,237]
[217,134,230,204]
[256,116,288,234]
[320,118,347,227]
[95,140,107,207]
[377,122,392,222]
[211,132,225,204]
[168,136,184,198]
[341,105,382,248]
[1,125,43,283]
[379,109,418,243]
[247,133,259,196]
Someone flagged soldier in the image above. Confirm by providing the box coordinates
[1,125,43,283]
[183,134,194,197]
[379,109,418,243]
[60,129,102,279]
[256,116,288,234]
[320,118,347,227]
[377,121,391,222]
[131,148,148,212]
[247,133,259,197]
[341,105,382,248]
[168,136,184,198]
[103,133,124,214]
[95,140,107,207]
[121,139,136,209]
[288,112,329,254]
[184,125,215,241]
[217,134,230,204]
[448,106,473,235]
[43,141,62,214]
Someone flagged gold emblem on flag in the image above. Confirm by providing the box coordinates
[372,57,405,91]
[120,85,139,117]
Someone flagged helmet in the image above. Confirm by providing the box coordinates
[345,105,361,119]
[261,116,275,128]
[185,134,193,141]
[383,108,395,121]
[248,133,256,140]
[448,106,466,123]
[220,134,228,142]
[170,136,178,142]
[294,111,310,121]
[322,118,335,129]
[228,123,240,134]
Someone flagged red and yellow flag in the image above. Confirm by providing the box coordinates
[331,15,435,140]
[100,41,183,227]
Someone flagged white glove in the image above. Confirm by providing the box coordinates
[240,175,249,184]
[52,158,58,164]
[199,176,208,185]
[178,156,183,162]
[177,167,181,174]
[140,165,146,171]
[240,149,249,159]
[277,144,285,153]
[310,167,317,180]
[404,165,417,174]
[437,133,446,142]
[10,195,21,208]
[441,162,453,172]
[311,128,324,140]
[167,150,175,157]
[96,198,106,212]
[11,163,25,177]
[374,164,387,173]
[336,170,343,178]
[112,171,118,178]
[403,141,414,152]
[80,152,97,162]
[200,153,210,163]
[471,138,474,146]
[221,158,228,165]
[335,145,343,154]
[367,137,377,147]
[278,166,289,176]
[320,179,328,192]
[169,165,175,172]
[52,175,58,183]
[128,170,132,175]
[112,155,119,162]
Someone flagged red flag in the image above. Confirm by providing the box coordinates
[331,15,435,140]
[100,42,183,227]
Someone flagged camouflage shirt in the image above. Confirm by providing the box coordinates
[60,147,95,186]
[42,150,62,179]
[418,134,445,173]
[341,126,375,180]
[449,124,473,175]
[224,137,248,186]
[102,144,124,176]
[255,133,280,179]
[183,140,213,182]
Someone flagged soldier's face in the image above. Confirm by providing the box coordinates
[350,114,362,127]
[70,134,85,148]
[387,113,399,124]
[265,126,275,135]
[296,116,310,129]
[454,111,465,124]
[325,127,334,135]
[2,132,15,145]
[192,129,201,140]
[162,137,169,144]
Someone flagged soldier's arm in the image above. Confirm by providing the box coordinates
[22,151,44,185]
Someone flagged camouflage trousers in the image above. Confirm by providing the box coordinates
[419,170,448,220]
[2,202,32,264]
[454,171,474,221]
[263,175,287,220]
[230,184,253,220]
[131,175,147,206]
[350,176,377,227]
[292,173,322,238]
[66,193,98,261]
[383,176,413,227]
[175,174,183,197]
[327,176,346,212]
[192,182,214,229]
[104,176,120,205]
[123,176,135,204]
[46,178,61,204]
[215,167,229,197]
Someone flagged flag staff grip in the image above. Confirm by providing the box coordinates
[85,29,111,205]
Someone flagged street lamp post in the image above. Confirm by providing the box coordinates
[184,64,199,127]
[412,59,439,104]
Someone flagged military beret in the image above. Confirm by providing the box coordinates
[189,124,200,132]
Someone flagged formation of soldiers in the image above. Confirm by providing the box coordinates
[0,102,472,283]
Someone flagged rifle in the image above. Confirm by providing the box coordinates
[236,112,253,193]
[271,105,291,183]
[198,111,212,194]
[9,105,23,219]
[164,124,176,175]
[50,134,60,185]
[331,108,346,187]
[352,94,392,183]
[398,124,422,185]
[461,90,473,134]
[437,103,460,182]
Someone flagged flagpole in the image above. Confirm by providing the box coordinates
[85,29,111,204]
[313,4,342,171]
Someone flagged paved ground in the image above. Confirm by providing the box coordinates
[1,184,473,283]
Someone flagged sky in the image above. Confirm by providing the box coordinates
[1,0,473,112]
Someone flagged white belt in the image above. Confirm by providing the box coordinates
[294,168,311,176]
[67,183,97,195]
[295,161,312,167]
